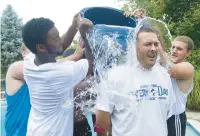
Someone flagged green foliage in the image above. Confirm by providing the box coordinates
[1,5,23,79]
[167,3,200,47]
[122,0,166,19]
[122,0,200,48]
[164,0,199,22]
[67,40,78,50]
[121,0,136,11]
[187,49,200,111]
[188,48,200,70]
[187,69,200,111]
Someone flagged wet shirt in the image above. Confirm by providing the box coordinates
[96,64,175,136]
[24,53,88,136]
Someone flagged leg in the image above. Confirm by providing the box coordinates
[73,119,91,136]
[167,113,187,136]
[167,115,176,136]
[180,112,187,136]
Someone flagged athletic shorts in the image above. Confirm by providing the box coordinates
[74,119,92,136]
[167,112,187,136]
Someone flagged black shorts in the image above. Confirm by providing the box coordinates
[73,119,92,136]
[167,112,187,136]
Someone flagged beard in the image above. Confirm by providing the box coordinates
[47,45,63,57]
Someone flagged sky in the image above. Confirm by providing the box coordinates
[0,0,124,35]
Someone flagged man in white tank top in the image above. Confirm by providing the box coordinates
[159,36,195,136]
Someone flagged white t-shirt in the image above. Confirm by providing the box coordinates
[96,64,175,136]
[24,53,89,136]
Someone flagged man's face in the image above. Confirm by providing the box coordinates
[136,32,159,69]
[45,26,64,56]
[171,41,190,63]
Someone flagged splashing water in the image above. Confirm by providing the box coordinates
[126,17,175,70]
[87,24,133,80]
[73,17,174,124]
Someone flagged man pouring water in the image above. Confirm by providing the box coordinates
[22,13,93,136]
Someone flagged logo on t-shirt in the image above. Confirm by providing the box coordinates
[128,84,168,101]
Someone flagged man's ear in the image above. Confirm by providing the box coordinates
[36,44,47,52]
[21,50,26,58]
[187,50,192,57]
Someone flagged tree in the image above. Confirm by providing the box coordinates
[122,0,200,48]
[167,3,200,47]
[1,5,23,79]
[121,0,166,19]
[187,69,200,111]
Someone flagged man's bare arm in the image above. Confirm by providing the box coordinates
[61,25,77,50]
[96,110,112,134]
[160,54,194,80]
[78,18,94,76]
[169,62,194,80]
[74,76,94,102]
[6,61,24,95]
[61,12,81,50]
[57,48,85,62]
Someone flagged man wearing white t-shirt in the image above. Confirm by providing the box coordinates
[22,14,94,136]
[95,26,176,136]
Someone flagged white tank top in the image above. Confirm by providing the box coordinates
[171,78,193,115]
